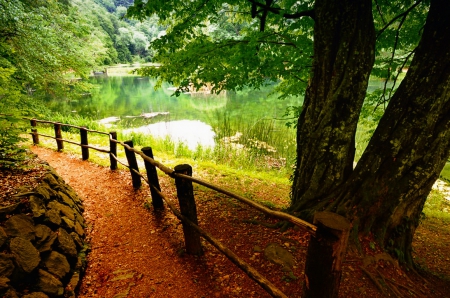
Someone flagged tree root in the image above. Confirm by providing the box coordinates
[376,269,403,298]
[360,266,388,296]
[384,275,423,298]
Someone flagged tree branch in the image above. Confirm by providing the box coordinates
[374,0,387,25]
[376,0,424,39]
[247,0,314,21]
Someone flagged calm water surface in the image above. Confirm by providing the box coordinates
[46,76,303,148]
[45,76,386,148]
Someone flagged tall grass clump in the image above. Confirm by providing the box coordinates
[50,113,105,133]
[211,111,296,174]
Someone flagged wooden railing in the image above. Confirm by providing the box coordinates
[28,118,350,298]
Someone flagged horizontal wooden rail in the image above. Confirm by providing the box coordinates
[177,173,317,235]
[25,117,349,298]
[30,132,110,153]
[116,138,316,235]
[113,138,175,176]
[132,169,288,298]
[109,153,130,169]
[30,118,110,136]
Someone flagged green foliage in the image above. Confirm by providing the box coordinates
[127,1,313,98]
[0,115,27,169]
[0,0,109,167]
[423,188,450,222]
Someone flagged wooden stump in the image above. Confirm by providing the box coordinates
[302,211,350,298]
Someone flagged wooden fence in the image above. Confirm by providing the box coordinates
[28,118,350,298]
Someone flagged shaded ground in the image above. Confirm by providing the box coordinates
[2,146,449,297]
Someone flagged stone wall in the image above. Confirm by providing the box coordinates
[0,168,87,298]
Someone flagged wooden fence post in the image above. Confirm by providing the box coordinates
[174,164,202,255]
[30,119,39,145]
[124,140,141,189]
[109,131,117,170]
[80,127,89,160]
[302,211,350,298]
[54,122,64,151]
[142,147,163,209]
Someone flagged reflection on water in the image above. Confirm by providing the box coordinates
[123,120,215,150]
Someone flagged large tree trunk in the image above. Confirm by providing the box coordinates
[293,0,450,266]
[291,0,375,217]
[329,0,450,265]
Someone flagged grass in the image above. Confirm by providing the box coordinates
[423,188,450,222]
[440,162,450,182]
[27,114,450,217]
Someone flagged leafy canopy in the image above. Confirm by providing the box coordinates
[127,0,428,110]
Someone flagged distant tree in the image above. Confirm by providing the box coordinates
[127,0,450,267]
[0,0,105,166]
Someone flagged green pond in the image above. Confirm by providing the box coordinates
[45,76,305,149]
[43,76,388,149]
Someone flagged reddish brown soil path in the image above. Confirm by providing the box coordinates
[30,146,450,298]
[31,147,215,298]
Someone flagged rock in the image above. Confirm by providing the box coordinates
[0,227,7,248]
[70,232,83,249]
[35,224,52,241]
[48,201,75,220]
[23,292,49,298]
[0,203,21,217]
[0,276,10,291]
[43,251,70,279]
[43,174,60,190]
[10,237,40,273]
[35,269,64,296]
[74,221,85,237]
[35,225,57,253]
[253,245,263,252]
[58,191,75,208]
[57,228,77,258]
[0,253,15,277]
[44,209,61,226]
[29,195,46,218]
[35,185,51,201]
[264,243,295,271]
[5,214,36,241]
[65,271,80,297]
[61,216,75,230]
[3,288,19,298]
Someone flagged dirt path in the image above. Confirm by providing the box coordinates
[30,146,450,298]
[31,147,212,298]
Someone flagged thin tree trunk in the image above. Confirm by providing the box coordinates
[291,0,375,217]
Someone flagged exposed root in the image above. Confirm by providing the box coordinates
[377,269,403,298]
[385,275,423,298]
[360,266,388,296]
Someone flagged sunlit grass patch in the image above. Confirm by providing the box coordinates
[423,187,450,222]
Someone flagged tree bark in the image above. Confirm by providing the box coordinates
[291,0,375,217]
[293,0,450,266]
[327,0,450,265]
